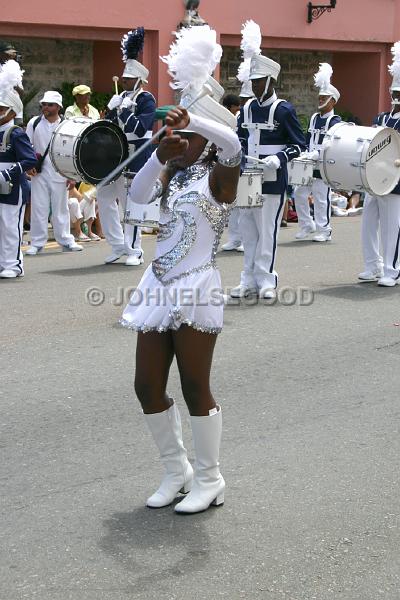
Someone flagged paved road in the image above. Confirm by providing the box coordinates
[1,218,400,600]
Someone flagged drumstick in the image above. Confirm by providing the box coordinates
[112,76,119,95]
[97,84,213,190]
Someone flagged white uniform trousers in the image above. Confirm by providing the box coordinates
[96,175,142,256]
[239,193,285,290]
[30,175,75,248]
[361,192,400,279]
[227,207,241,244]
[0,193,25,275]
[295,178,331,233]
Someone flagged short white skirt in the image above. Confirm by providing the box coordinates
[120,264,224,334]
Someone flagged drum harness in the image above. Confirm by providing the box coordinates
[32,115,64,172]
[241,97,286,161]
[308,112,337,151]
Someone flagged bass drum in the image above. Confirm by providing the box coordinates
[49,118,129,185]
[320,122,400,196]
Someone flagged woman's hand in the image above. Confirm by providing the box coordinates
[164,106,190,131]
[156,132,189,165]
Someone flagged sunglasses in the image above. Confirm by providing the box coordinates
[41,103,57,107]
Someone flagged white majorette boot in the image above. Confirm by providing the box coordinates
[175,407,225,514]
[144,403,193,508]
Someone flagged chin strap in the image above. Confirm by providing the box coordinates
[391,95,400,108]
[318,96,333,111]
[260,76,271,103]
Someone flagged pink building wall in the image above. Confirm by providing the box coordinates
[1,0,399,122]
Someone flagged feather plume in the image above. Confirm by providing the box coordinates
[0,59,24,89]
[161,25,222,93]
[121,27,145,62]
[240,20,261,60]
[388,41,400,78]
[237,58,251,83]
[314,62,333,90]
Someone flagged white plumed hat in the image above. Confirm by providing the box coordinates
[314,62,340,102]
[0,59,24,114]
[121,27,149,82]
[389,41,400,91]
[161,25,236,129]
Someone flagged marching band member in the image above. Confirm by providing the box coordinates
[220,53,254,255]
[358,42,400,287]
[231,21,306,299]
[221,93,244,252]
[99,27,156,266]
[294,63,341,242]
[0,60,36,278]
[25,92,83,255]
[121,25,241,514]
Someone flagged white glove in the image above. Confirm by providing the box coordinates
[107,95,123,110]
[120,97,135,111]
[305,149,320,161]
[0,172,6,184]
[262,155,281,170]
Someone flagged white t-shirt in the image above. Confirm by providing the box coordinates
[26,115,66,183]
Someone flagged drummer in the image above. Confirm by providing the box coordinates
[294,63,341,242]
[100,27,156,267]
[25,91,83,255]
[231,21,306,300]
[358,42,400,287]
[65,85,100,120]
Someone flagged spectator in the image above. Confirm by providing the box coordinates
[222,93,241,116]
[65,85,100,120]
[68,184,100,241]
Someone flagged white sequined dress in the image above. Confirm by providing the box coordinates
[121,163,229,334]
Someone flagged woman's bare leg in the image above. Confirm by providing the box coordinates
[134,331,175,414]
[172,326,218,416]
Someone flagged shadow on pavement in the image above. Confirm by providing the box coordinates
[99,505,215,593]
[315,283,399,301]
[43,264,134,277]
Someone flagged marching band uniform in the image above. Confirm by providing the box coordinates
[232,30,306,298]
[294,64,341,242]
[99,27,156,266]
[359,42,400,287]
[0,61,37,278]
[221,78,253,252]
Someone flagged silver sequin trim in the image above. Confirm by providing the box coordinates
[217,149,242,167]
[152,208,197,281]
[161,163,210,208]
[152,190,228,286]
[119,316,221,335]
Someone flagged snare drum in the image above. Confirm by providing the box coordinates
[288,158,315,187]
[50,118,129,185]
[320,122,400,195]
[235,167,263,208]
[124,199,160,229]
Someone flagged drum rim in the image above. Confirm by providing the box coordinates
[321,123,400,195]
[50,119,129,185]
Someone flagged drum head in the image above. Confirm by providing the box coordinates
[364,127,400,196]
[75,120,129,184]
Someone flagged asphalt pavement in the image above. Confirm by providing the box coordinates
[1,217,400,600]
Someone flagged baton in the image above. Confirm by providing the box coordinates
[97,84,213,190]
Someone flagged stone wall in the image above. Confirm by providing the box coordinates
[220,46,333,119]
[7,38,93,120]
